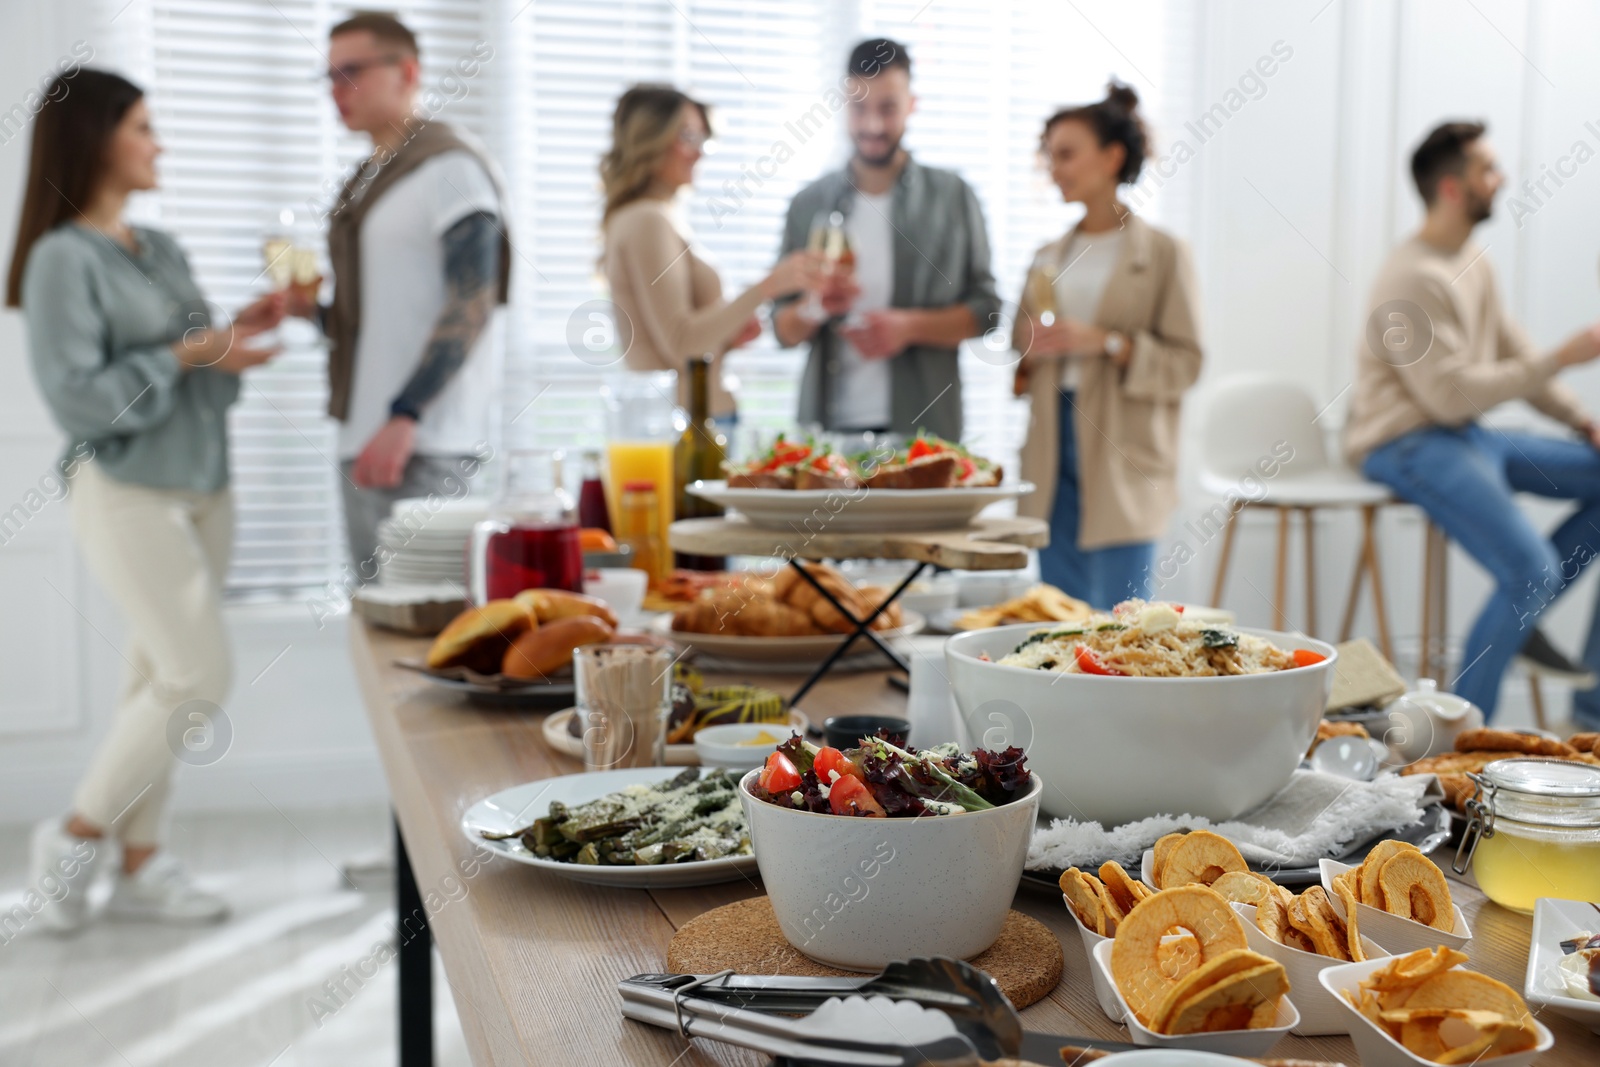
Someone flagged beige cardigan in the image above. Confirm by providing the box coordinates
[602,198,763,415]
[1014,214,1204,550]
[1343,236,1587,464]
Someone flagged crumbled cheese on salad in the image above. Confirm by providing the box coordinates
[1136,601,1181,633]
[826,769,841,783]
[790,790,804,805]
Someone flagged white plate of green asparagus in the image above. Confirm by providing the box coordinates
[461,767,758,888]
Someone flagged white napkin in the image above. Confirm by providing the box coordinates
[1027,770,1444,871]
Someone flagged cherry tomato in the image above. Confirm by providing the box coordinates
[958,456,976,480]
[908,438,935,461]
[813,746,861,785]
[758,751,802,794]
[1075,645,1126,676]
[828,775,886,817]
[1173,604,1185,613]
[1292,649,1327,668]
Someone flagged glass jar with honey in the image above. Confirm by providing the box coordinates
[1453,757,1600,914]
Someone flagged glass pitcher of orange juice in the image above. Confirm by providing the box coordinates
[601,371,681,586]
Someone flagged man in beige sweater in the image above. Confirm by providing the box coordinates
[1346,121,1600,723]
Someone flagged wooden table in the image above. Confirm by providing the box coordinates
[351,621,1597,1066]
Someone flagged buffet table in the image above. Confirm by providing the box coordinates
[350,620,1597,1066]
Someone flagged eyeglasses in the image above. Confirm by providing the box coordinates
[323,54,404,85]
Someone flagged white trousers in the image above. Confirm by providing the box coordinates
[69,461,233,846]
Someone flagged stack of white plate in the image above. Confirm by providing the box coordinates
[375,497,487,588]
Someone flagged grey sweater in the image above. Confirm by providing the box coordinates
[22,224,238,492]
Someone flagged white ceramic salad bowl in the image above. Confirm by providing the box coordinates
[737,768,1043,971]
[944,623,1336,825]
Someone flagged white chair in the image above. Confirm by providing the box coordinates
[1196,376,1395,658]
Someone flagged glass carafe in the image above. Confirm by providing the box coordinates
[469,449,582,602]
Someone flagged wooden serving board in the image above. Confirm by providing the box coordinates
[668,515,1049,571]
[666,896,1063,1009]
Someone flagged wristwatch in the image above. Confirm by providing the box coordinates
[1103,331,1128,360]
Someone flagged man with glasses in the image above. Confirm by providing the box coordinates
[772,38,1000,440]
[291,11,509,571]
[1345,120,1600,724]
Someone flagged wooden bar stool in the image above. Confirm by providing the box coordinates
[1199,377,1395,657]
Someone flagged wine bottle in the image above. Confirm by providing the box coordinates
[674,355,727,571]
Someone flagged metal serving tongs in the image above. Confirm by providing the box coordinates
[619,957,1140,1065]
[619,970,983,1066]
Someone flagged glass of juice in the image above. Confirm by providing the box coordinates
[469,450,583,602]
[601,372,681,581]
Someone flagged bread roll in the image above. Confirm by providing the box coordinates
[427,600,534,671]
[502,615,614,678]
[513,588,619,628]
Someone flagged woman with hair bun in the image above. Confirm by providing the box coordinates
[600,85,820,419]
[1012,81,1205,608]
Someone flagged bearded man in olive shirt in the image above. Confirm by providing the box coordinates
[1345,121,1600,723]
[773,38,1000,440]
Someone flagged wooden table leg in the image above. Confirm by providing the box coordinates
[396,817,433,1067]
[1365,506,1395,663]
[1339,511,1366,644]
[1211,509,1239,608]
[1274,507,1290,630]
[1302,507,1317,637]
[1420,523,1435,682]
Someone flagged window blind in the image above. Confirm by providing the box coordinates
[96,0,1198,596]
[98,0,495,597]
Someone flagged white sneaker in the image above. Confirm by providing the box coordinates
[26,818,105,935]
[105,853,229,924]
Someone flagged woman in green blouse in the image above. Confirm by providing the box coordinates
[6,70,284,930]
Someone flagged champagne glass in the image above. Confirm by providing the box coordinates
[1025,263,1058,327]
[262,208,322,309]
[802,210,849,322]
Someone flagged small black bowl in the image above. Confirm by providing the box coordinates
[822,714,909,750]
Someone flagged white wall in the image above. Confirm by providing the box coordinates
[0,0,377,825]
[3,0,1598,825]
[1156,0,1600,726]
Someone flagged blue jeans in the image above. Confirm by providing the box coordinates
[1038,391,1154,608]
[1362,423,1600,723]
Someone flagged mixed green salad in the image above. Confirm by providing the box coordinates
[747,733,1031,817]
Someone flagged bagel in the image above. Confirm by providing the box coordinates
[502,615,614,678]
[1452,727,1575,758]
[426,600,534,672]
[513,588,618,628]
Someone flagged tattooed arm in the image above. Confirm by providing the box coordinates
[390,210,501,418]
[350,211,501,488]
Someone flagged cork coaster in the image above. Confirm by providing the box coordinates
[666,896,1062,1009]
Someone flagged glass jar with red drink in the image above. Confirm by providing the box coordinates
[469,449,583,602]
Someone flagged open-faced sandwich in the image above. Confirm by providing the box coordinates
[723,432,1002,491]
[859,433,1003,489]
[723,435,862,490]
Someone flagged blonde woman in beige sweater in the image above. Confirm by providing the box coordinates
[601,86,819,419]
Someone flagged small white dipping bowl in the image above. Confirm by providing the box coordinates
[738,768,1043,971]
[692,723,790,773]
[945,624,1336,825]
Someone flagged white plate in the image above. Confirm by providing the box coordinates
[660,609,924,664]
[1090,939,1298,1056]
[1318,956,1554,1067]
[1319,858,1470,955]
[541,707,811,766]
[688,479,1034,532]
[1525,897,1600,1034]
[460,768,757,888]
